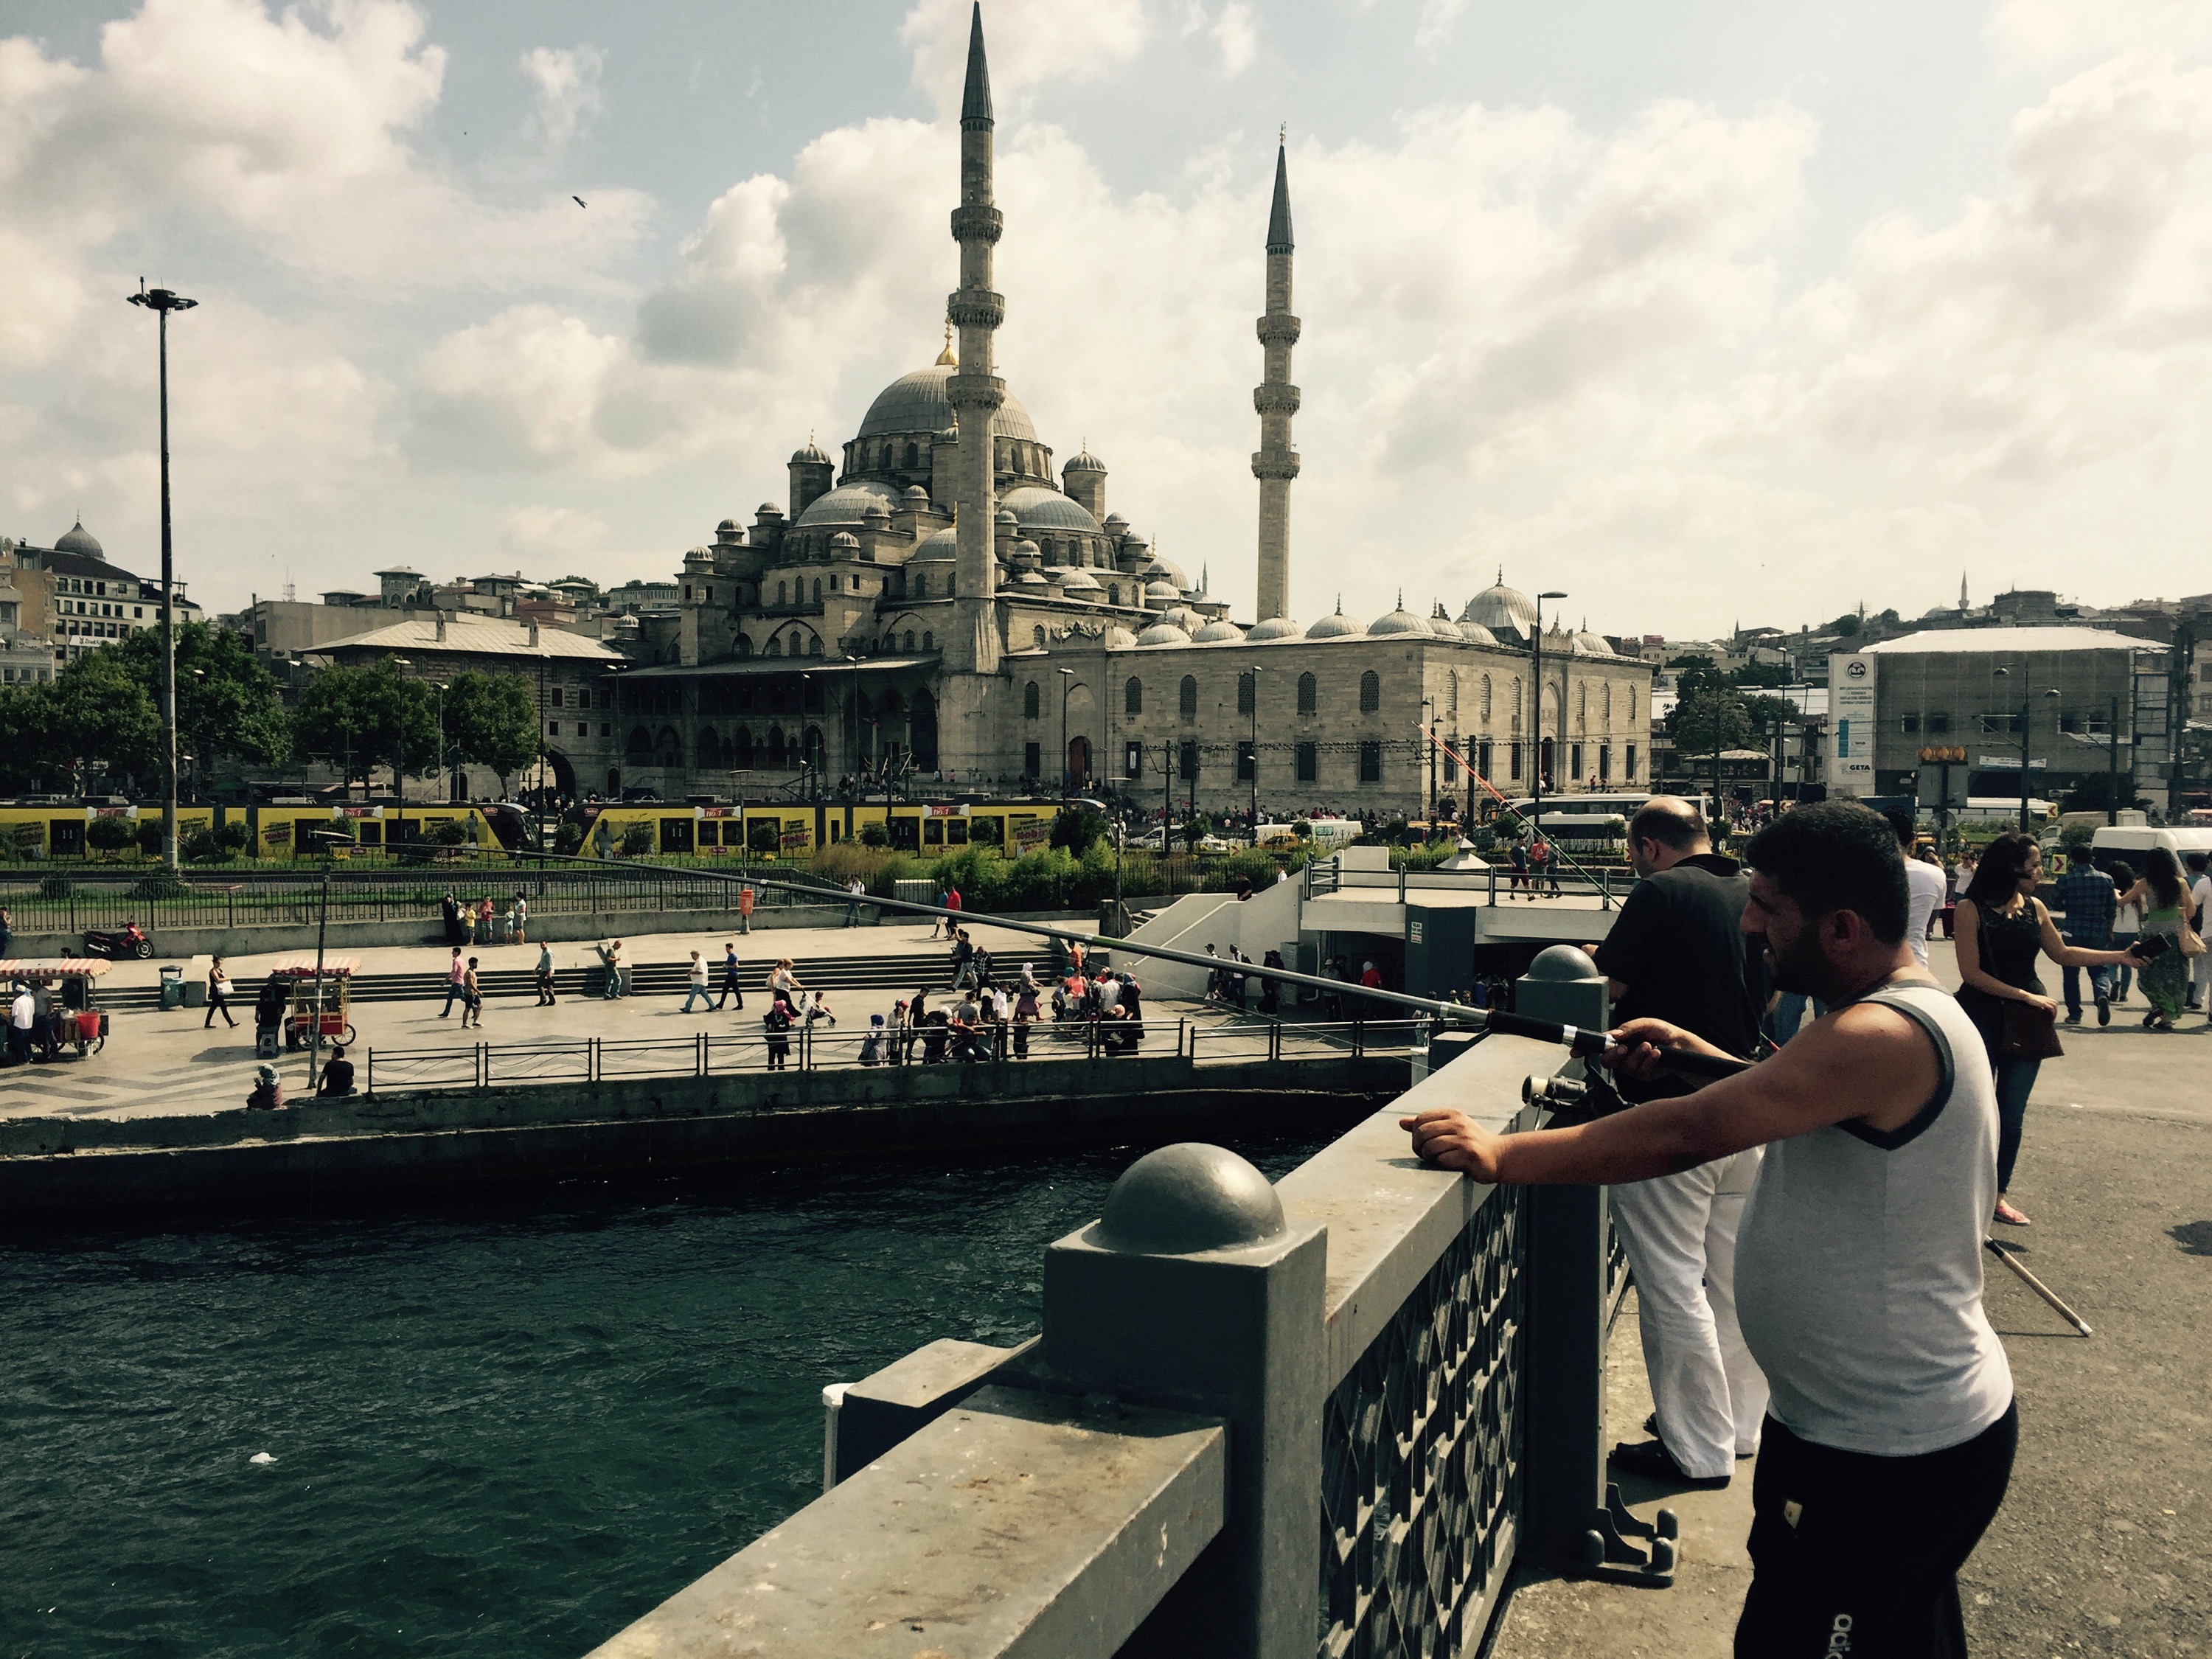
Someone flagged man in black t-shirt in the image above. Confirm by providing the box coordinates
[1589,798,1770,1489]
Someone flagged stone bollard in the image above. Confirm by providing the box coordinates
[1513,941,1609,1031]
[1034,1144,1325,1659]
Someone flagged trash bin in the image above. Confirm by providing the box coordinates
[159,965,186,1011]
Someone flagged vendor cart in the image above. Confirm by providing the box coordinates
[0,958,112,1061]
[268,956,359,1051]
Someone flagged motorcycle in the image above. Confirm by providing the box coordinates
[83,920,153,961]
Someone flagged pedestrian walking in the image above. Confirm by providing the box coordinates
[2109,862,2141,1004]
[439,946,467,1018]
[204,956,238,1029]
[535,942,557,1006]
[768,959,801,1003]
[714,942,744,1010]
[1509,838,1529,897]
[845,876,866,927]
[2118,849,2198,1031]
[1890,813,1948,969]
[1586,797,1771,1489]
[597,939,630,999]
[1955,832,2140,1225]
[681,950,713,1012]
[2052,844,2118,1026]
[458,956,484,1029]
[951,929,978,990]
[512,892,528,946]
[1406,801,2024,1650]
[1259,948,1283,1015]
[2188,853,2212,1013]
[6,984,34,1068]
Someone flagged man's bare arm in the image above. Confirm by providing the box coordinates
[1403,1001,1940,1184]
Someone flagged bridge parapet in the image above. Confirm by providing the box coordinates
[586,1024,1642,1659]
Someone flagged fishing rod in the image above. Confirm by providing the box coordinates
[481,846,1752,1080]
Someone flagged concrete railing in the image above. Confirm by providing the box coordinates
[585,952,1657,1659]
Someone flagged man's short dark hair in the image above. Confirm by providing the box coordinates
[1881,808,1916,849]
[1628,799,1708,853]
[1745,800,1908,945]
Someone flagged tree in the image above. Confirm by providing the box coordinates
[440,671,542,790]
[1181,813,1212,851]
[1049,804,1107,852]
[292,660,440,793]
[5,651,166,792]
[1667,689,1753,757]
[111,621,290,776]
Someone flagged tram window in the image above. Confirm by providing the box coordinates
[946,819,969,845]
[356,822,382,846]
[924,818,945,846]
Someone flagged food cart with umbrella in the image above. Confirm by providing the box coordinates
[267,956,359,1051]
[0,958,113,1060]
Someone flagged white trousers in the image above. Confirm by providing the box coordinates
[1610,1147,1770,1480]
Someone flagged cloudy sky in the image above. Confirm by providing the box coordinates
[2,0,2208,639]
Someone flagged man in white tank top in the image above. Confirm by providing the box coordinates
[1405,801,2059,1656]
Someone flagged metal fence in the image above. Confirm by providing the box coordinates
[0,865,845,936]
[1304,855,1631,909]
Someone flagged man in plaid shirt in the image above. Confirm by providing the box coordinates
[2053,849,2119,1025]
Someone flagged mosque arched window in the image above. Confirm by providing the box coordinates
[1481,675,1492,723]
[1024,681,1040,720]
[767,637,782,658]
[1179,675,1198,723]
[905,441,919,469]
[1125,677,1143,716]
[1237,672,1256,716]
[1577,682,1587,731]
[1447,670,1459,723]
[1108,585,1120,607]
[1297,672,1317,716]
[1602,684,1612,723]
[1629,685,1638,725]
[733,728,754,767]
[807,636,821,657]
[1360,671,1381,714]
[813,580,823,604]
[1511,678,1523,734]
[903,631,915,652]
[697,729,721,768]
[922,631,933,652]
[1033,625,1046,649]
[767,727,787,766]
[735,633,754,658]
[776,581,787,605]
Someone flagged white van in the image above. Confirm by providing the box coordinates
[2087,824,2212,866]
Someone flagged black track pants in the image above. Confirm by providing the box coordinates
[1736,1402,2017,1658]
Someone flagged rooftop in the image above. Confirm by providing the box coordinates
[1860,625,2160,655]
[325,616,625,661]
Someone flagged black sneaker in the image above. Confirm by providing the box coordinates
[2063,1012,2081,1026]
[2097,996,2111,1026]
[1609,1437,1731,1489]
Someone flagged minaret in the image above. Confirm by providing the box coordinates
[944,1,1004,677]
[1252,134,1301,623]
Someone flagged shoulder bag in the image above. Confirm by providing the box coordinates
[1998,1000,2065,1061]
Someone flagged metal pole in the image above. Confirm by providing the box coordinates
[2019,669,2031,835]
[157,302,178,871]
[1249,667,1261,835]
[2107,695,2121,825]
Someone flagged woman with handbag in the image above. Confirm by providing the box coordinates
[1956,833,2144,1226]
[2118,848,2199,1031]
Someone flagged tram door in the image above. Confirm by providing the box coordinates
[50,819,84,858]
[658,816,695,853]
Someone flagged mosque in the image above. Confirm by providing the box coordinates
[611,4,1652,819]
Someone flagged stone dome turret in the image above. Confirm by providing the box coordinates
[1571,627,1615,658]
[1103,624,1138,649]
[828,531,860,554]
[1458,622,1500,646]
[1307,597,1365,640]
[855,366,1038,442]
[716,518,739,535]
[1142,579,1181,604]
[793,480,899,527]
[1059,568,1104,595]
[1137,620,1194,647]
[791,439,832,466]
[1191,619,1245,643]
[1245,616,1303,642]
[902,484,931,504]
[54,518,103,558]
[1463,572,1540,636]
[861,501,891,523]
[1369,593,1433,637]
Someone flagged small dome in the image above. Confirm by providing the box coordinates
[829,531,860,552]
[1463,574,1540,635]
[1001,484,1102,535]
[1094,1144,1285,1254]
[1137,621,1193,647]
[1015,568,1049,586]
[995,507,1018,529]
[1059,568,1103,594]
[1572,629,1615,658]
[716,518,739,534]
[1143,579,1181,602]
[902,484,930,503]
[1369,594,1434,637]
[1102,513,1130,535]
[1307,599,1365,640]
[862,501,891,522]
[912,526,959,562]
[1458,621,1500,646]
[1192,619,1245,643]
[54,518,103,558]
[1246,616,1302,641]
[756,502,781,517]
[1064,447,1105,474]
[793,480,899,527]
[1012,538,1041,563]
[1161,605,1200,633]
[1103,625,1138,649]
[791,439,832,466]
[1140,553,1189,591]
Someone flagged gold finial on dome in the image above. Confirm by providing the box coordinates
[936,317,956,367]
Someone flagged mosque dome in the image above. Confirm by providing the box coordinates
[1571,629,1615,657]
[54,518,103,558]
[1192,619,1245,643]
[1142,579,1181,604]
[716,518,740,535]
[902,484,931,504]
[1137,621,1193,647]
[1307,599,1365,640]
[1161,605,1200,633]
[1369,595,1434,638]
[999,484,1101,535]
[1140,553,1189,591]
[1245,616,1302,642]
[757,502,782,517]
[791,439,833,466]
[862,501,891,523]
[1102,512,1130,535]
[1059,568,1103,594]
[1462,576,1540,636]
[829,532,860,553]
[1065,445,1105,473]
[1102,624,1138,649]
[855,366,1039,443]
[1458,621,1500,646]
[911,527,959,565]
[794,480,899,527]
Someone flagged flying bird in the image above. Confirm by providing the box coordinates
[572,195,587,208]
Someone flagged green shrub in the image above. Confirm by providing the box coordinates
[215,821,250,854]
[85,815,135,855]
[554,821,585,855]
[431,818,469,847]
[1050,804,1107,852]
[620,822,656,858]
[859,821,890,849]
[184,828,222,862]
[136,818,165,856]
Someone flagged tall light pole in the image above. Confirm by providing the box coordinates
[128,282,197,872]
[1992,665,2059,834]
[1531,591,1567,833]
[390,656,411,849]
[1248,666,1263,835]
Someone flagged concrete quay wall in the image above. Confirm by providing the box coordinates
[0,1053,1398,1214]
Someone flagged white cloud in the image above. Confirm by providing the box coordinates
[900,0,1149,119]
[519,44,605,150]
[1986,0,2212,73]
[1213,3,1259,75]
[1414,0,1469,55]
[501,504,610,560]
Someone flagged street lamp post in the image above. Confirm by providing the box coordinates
[1248,666,1263,837]
[128,282,197,872]
[1531,592,1567,835]
[1058,667,1076,796]
[389,657,411,849]
[1992,667,2060,834]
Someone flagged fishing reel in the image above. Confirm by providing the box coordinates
[1522,1068,1630,1125]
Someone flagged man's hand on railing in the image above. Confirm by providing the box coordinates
[1400,1107,1503,1182]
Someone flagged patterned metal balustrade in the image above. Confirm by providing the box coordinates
[1318,1183,1526,1659]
